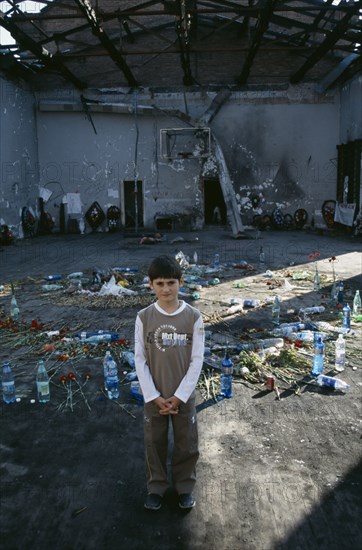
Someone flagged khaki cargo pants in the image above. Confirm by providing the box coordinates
[143,395,199,496]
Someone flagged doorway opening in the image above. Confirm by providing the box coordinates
[203,178,227,225]
[123,180,144,228]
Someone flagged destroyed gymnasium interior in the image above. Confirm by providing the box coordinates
[0,2,362,550]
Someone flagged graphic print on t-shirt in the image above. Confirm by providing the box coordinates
[150,323,192,353]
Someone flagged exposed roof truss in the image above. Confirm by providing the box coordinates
[0,0,361,90]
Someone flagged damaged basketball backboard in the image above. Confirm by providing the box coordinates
[160,127,211,159]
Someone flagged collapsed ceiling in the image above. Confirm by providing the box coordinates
[0,0,361,92]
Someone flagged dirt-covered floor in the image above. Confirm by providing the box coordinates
[0,227,361,550]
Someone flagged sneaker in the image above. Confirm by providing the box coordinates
[144,493,162,510]
[178,493,195,509]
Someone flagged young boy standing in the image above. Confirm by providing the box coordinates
[135,255,204,511]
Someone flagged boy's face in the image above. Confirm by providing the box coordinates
[149,276,183,307]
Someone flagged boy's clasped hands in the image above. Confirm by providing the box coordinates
[154,395,182,415]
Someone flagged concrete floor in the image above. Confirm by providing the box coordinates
[0,227,361,550]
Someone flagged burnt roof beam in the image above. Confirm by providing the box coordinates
[74,0,138,87]
[236,0,278,86]
[290,4,361,84]
[175,1,194,86]
[0,12,86,89]
[296,0,335,47]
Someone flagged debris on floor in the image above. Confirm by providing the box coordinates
[1,246,360,412]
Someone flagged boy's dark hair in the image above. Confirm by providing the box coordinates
[148,255,182,282]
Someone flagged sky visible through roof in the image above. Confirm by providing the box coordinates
[0,0,347,46]
[1,1,47,45]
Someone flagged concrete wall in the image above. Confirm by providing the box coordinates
[212,92,339,222]
[2,78,356,234]
[36,108,204,231]
[0,77,39,235]
[35,84,340,231]
[340,74,362,143]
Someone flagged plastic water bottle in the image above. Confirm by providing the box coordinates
[299,306,325,315]
[342,303,351,330]
[2,361,16,404]
[272,296,280,325]
[256,337,284,349]
[272,323,308,337]
[315,375,350,390]
[313,270,321,292]
[106,356,119,399]
[214,254,220,269]
[220,351,233,398]
[330,282,337,306]
[334,334,346,372]
[337,281,344,304]
[289,331,315,342]
[311,337,325,376]
[352,290,361,316]
[126,370,138,381]
[103,348,112,389]
[259,246,265,270]
[44,274,62,281]
[193,251,198,265]
[122,351,135,369]
[10,294,20,320]
[130,381,143,402]
[36,360,50,403]
[242,299,260,308]
[226,304,243,315]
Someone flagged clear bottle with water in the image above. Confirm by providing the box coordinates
[334,334,346,372]
[103,348,112,389]
[123,350,135,369]
[106,356,119,399]
[36,360,50,403]
[2,361,16,404]
[342,303,351,330]
[214,253,220,269]
[272,296,280,325]
[130,381,143,402]
[352,290,361,316]
[311,337,325,376]
[10,294,20,320]
[313,270,321,292]
[220,351,233,398]
[299,306,325,315]
[330,281,337,306]
[316,375,350,390]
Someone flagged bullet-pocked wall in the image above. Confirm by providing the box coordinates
[0,77,39,234]
[209,86,340,223]
[35,107,205,232]
[34,84,340,232]
[2,76,359,234]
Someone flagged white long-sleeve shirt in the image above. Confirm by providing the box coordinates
[135,300,204,403]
